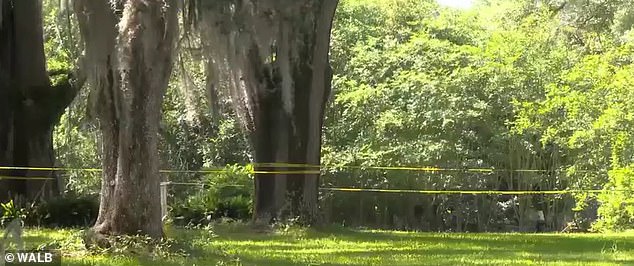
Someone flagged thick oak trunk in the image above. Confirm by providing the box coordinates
[254,1,337,225]
[251,62,334,224]
[0,0,77,202]
[75,0,177,238]
[196,0,338,224]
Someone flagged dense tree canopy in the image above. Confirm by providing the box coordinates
[1,0,633,237]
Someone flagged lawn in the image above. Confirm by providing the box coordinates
[17,224,634,266]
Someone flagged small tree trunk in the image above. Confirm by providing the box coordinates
[0,0,77,202]
[75,0,178,238]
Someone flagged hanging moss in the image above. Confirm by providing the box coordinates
[187,0,326,132]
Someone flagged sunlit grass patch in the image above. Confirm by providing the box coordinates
[20,225,634,265]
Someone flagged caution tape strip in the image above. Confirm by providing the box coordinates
[0,166,103,172]
[0,166,320,175]
[251,163,608,173]
[160,182,624,195]
[319,188,623,194]
[161,181,245,186]
[253,163,524,172]
[0,175,56,180]
[0,164,611,174]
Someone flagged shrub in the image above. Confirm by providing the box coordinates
[0,200,31,226]
[36,193,99,228]
[1,194,98,228]
[593,167,634,232]
[171,165,253,226]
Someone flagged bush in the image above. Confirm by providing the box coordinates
[593,167,634,232]
[171,165,253,226]
[0,199,32,226]
[36,194,99,228]
[1,194,98,228]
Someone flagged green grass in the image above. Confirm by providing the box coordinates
[17,224,634,265]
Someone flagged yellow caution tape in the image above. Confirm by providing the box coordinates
[161,181,245,187]
[0,164,615,175]
[159,169,227,173]
[250,170,320,175]
[319,188,619,195]
[0,166,102,172]
[157,183,623,195]
[160,169,320,175]
[0,175,56,180]
[0,166,321,175]
[250,163,575,173]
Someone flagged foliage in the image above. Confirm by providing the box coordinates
[87,235,190,260]
[37,0,634,232]
[170,165,254,226]
[322,0,583,231]
[0,200,28,226]
[594,167,634,231]
[35,194,98,228]
[45,0,102,195]
[1,194,98,228]
[514,30,634,230]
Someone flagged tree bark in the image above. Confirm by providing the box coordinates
[197,0,338,225]
[0,0,78,202]
[75,0,178,238]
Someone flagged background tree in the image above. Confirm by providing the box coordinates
[0,0,78,202]
[186,0,339,224]
[320,0,593,231]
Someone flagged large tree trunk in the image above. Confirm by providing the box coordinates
[75,0,178,238]
[0,0,77,202]
[251,49,334,224]
[195,0,338,224]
